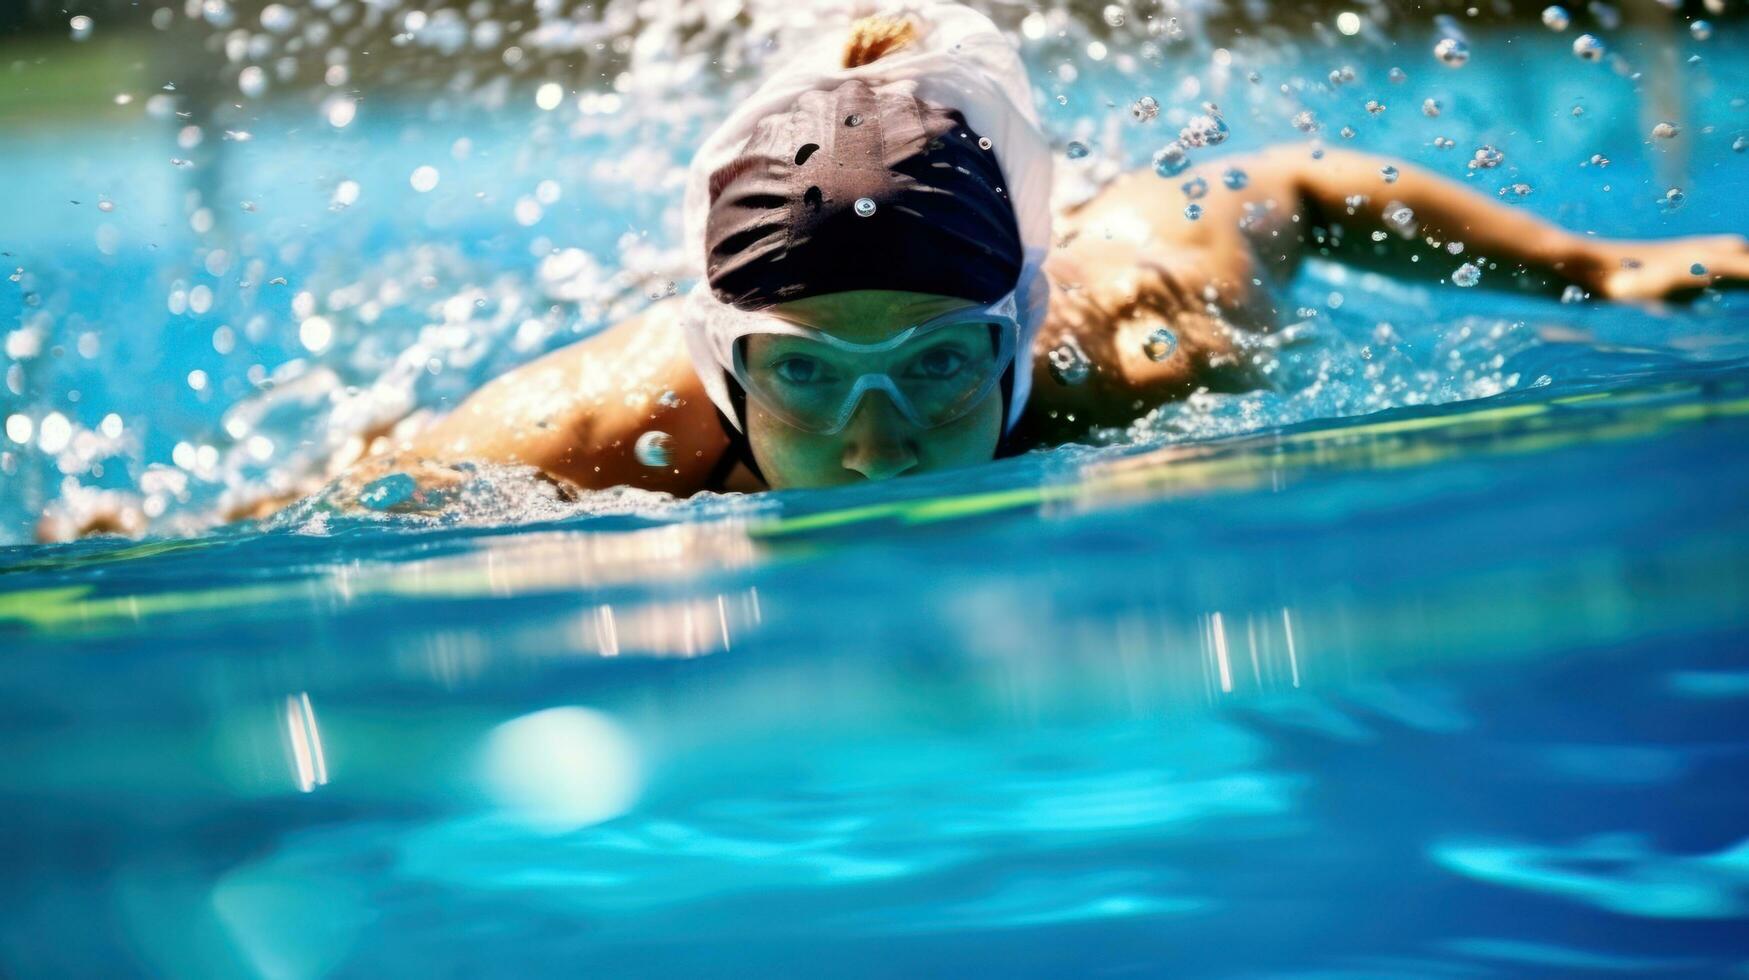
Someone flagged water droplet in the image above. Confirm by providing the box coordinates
[1065,141,1090,160]
[330,180,360,210]
[359,473,418,511]
[1542,5,1571,30]
[299,315,333,352]
[853,197,877,217]
[1422,98,1442,118]
[1047,343,1090,386]
[1222,168,1248,190]
[1690,20,1712,41]
[1153,142,1190,177]
[1130,96,1159,122]
[410,166,440,193]
[1573,34,1605,61]
[1142,328,1178,362]
[635,430,672,468]
[238,65,267,98]
[259,3,297,33]
[1183,203,1203,221]
[1651,121,1680,140]
[69,15,94,40]
[1180,112,1228,147]
[1434,37,1470,67]
[1181,176,1208,199]
[1451,262,1482,287]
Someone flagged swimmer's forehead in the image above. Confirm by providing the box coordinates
[766,290,981,343]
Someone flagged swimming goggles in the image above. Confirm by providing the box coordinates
[716,292,1021,435]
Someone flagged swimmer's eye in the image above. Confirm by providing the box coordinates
[771,355,833,385]
[905,345,970,381]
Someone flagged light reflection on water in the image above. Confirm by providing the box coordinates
[1,372,1748,973]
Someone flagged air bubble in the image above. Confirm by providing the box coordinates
[1130,96,1159,122]
[410,166,440,193]
[977,136,992,150]
[1183,203,1203,221]
[1561,284,1587,303]
[853,197,877,217]
[1066,141,1090,160]
[1366,99,1385,115]
[1292,110,1318,133]
[1690,263,1708,276]
[1422,98,1441,118]
[1651,121,1680,140]
[1542,5,1571,30]
[1222,168,1248,190]
[1690,20,1712,41]
[1469,144,1504,169]
[69,15,94,40]
[1573,34,1605,61]
[1181,176,1208,199]
[1434,37,1470,67]
[1451,262,1481,287]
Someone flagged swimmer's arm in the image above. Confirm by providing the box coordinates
[344,299,731,501]
[1264,146,1749,302]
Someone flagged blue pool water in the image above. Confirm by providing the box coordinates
[4,7,1749,977]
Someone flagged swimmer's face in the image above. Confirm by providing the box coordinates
[742,290,1005,489]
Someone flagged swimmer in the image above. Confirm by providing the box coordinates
[35,4,1749,538]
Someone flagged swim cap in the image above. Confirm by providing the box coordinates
[703,79,1023,308]
[683,2,1053,435]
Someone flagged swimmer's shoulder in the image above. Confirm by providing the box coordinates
[404,298,735,495]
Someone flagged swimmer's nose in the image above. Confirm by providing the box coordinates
[840,392,918,482]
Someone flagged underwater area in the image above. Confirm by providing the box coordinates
[3,0,1749,975]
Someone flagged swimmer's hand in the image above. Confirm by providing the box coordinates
[1587,234,1749,303]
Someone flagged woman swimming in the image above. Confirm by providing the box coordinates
[37,4,1749,537]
